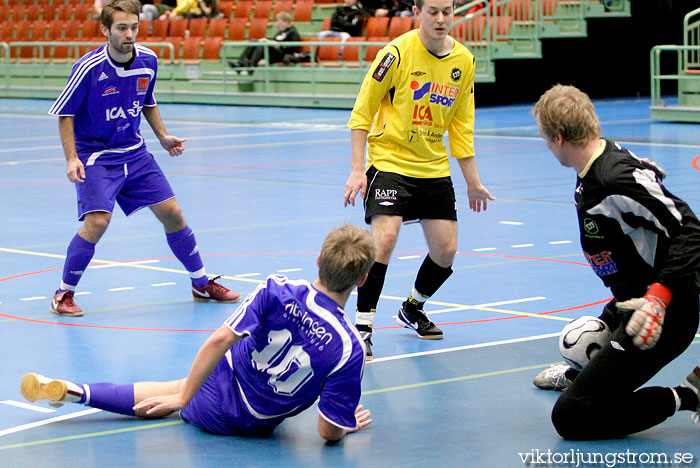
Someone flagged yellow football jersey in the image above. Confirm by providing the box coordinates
[348,29,475,179]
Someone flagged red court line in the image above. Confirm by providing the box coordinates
[692,155,700,172]
[1,251,595,332]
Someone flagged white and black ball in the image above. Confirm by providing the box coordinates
[558,316,611,371]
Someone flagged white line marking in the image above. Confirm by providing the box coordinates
[277,268,302,273]
[499,221,523,225]
[549,240,572,245]
[0,408,102,437]
[397,255,421,260]
[74,292,92,296]
[152,282,176,287]
[0,401,56,413]
[427,296,547,315]
[19,296,46,301]
[89,260,160,269]
[473,247,496,252]
[235,273,260,277]
[511,244,534,248]
[369,332,560,363]
[107,287,135,292]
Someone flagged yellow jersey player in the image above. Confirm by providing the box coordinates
[344,0,494,360]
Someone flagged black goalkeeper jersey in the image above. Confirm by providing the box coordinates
[575,139,700,301]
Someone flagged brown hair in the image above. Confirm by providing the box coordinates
[318,223,376,293]
[101,0,141,29]
[532,84,601,145]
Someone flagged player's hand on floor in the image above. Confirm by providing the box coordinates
[350,404,372,432]
[133,394,187,418]
[616,283,671,350]
[467,184,495,212]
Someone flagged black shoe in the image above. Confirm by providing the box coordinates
[228,60,241,68]
[396,301,443,339]
[356,324,373,361]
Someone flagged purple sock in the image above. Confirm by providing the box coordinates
[82,383,135,416]
[60,234,96,291]
[166,226,208,288]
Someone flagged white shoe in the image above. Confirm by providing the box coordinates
[20,373,83,406]
[682,366,700,424]
[533,364,573,391]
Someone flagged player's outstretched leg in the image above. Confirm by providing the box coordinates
[21,373,84,407]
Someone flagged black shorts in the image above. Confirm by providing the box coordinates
[363,166,457,224]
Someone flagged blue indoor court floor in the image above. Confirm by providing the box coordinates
[1,97,700,467]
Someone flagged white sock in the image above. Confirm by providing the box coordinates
[355,310,375,327]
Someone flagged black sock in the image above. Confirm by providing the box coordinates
[414,255,453,297]
[356,262,388,312]
[675,386,699,411]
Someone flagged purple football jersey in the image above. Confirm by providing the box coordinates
[48,44,157,166]
[224,275,366,430]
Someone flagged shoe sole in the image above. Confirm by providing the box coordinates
[20,373,67,402]
[397,314,444,340]
[50,305,83,317]
[193,296,241,303]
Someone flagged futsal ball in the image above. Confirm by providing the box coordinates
[558,316,611,371]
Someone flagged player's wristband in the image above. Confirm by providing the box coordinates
[646,282,671,306]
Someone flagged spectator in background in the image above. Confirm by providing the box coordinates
[228,12,300,74]
[389,0,414,17]
[318,0,366,42]
[161,0,221,19]
[361,0,392,17]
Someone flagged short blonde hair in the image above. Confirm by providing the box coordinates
[532,84,601,145]
[318,223,376,293]
[275,11,292,23]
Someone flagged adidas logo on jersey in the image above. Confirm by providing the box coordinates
[98,72,109,81]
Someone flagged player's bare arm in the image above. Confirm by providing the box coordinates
[134,325,240,416]
[457,156,494,213]
[58,116,85,183]
[142,105,186,157]
[344,128,369,207]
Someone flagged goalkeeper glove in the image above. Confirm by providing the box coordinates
[616,283,672,350]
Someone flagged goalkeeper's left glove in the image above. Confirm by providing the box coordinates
[616,283,672,350]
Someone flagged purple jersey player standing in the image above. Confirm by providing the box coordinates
[47,0,239,317]
[21,223,377,441]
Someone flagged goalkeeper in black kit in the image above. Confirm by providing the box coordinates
[531,84,700,440]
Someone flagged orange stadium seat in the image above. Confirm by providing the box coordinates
[168,18,187,37]
[208,18,228,38]
[227,18,246,40]
[293,1,312,22]
[317,36,341,62]
[181,36,201,60]
[365,17,389,37]
[188,17,207,37]
[341,36,364,62]
[248,18,268,39]
[234,1,252,20]
[202,36,222,59]
[388,16,411,39]
[364,36,387,61]
[150,18,169,39]
[254,1,272,20]
[218,1,234,19]
[274,1,293,16]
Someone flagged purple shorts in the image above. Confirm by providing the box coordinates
[75,151,174,221]
[180,356,279,436]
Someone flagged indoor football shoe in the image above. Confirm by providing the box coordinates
[681,366,700,424]
[356,324,373,361]
[533,364,573,391]
[192,276,241,303]
[397,302,443,339]
[50,290,83,317]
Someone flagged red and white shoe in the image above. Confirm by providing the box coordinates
[192,276,240,303]
[50,290,83,317]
